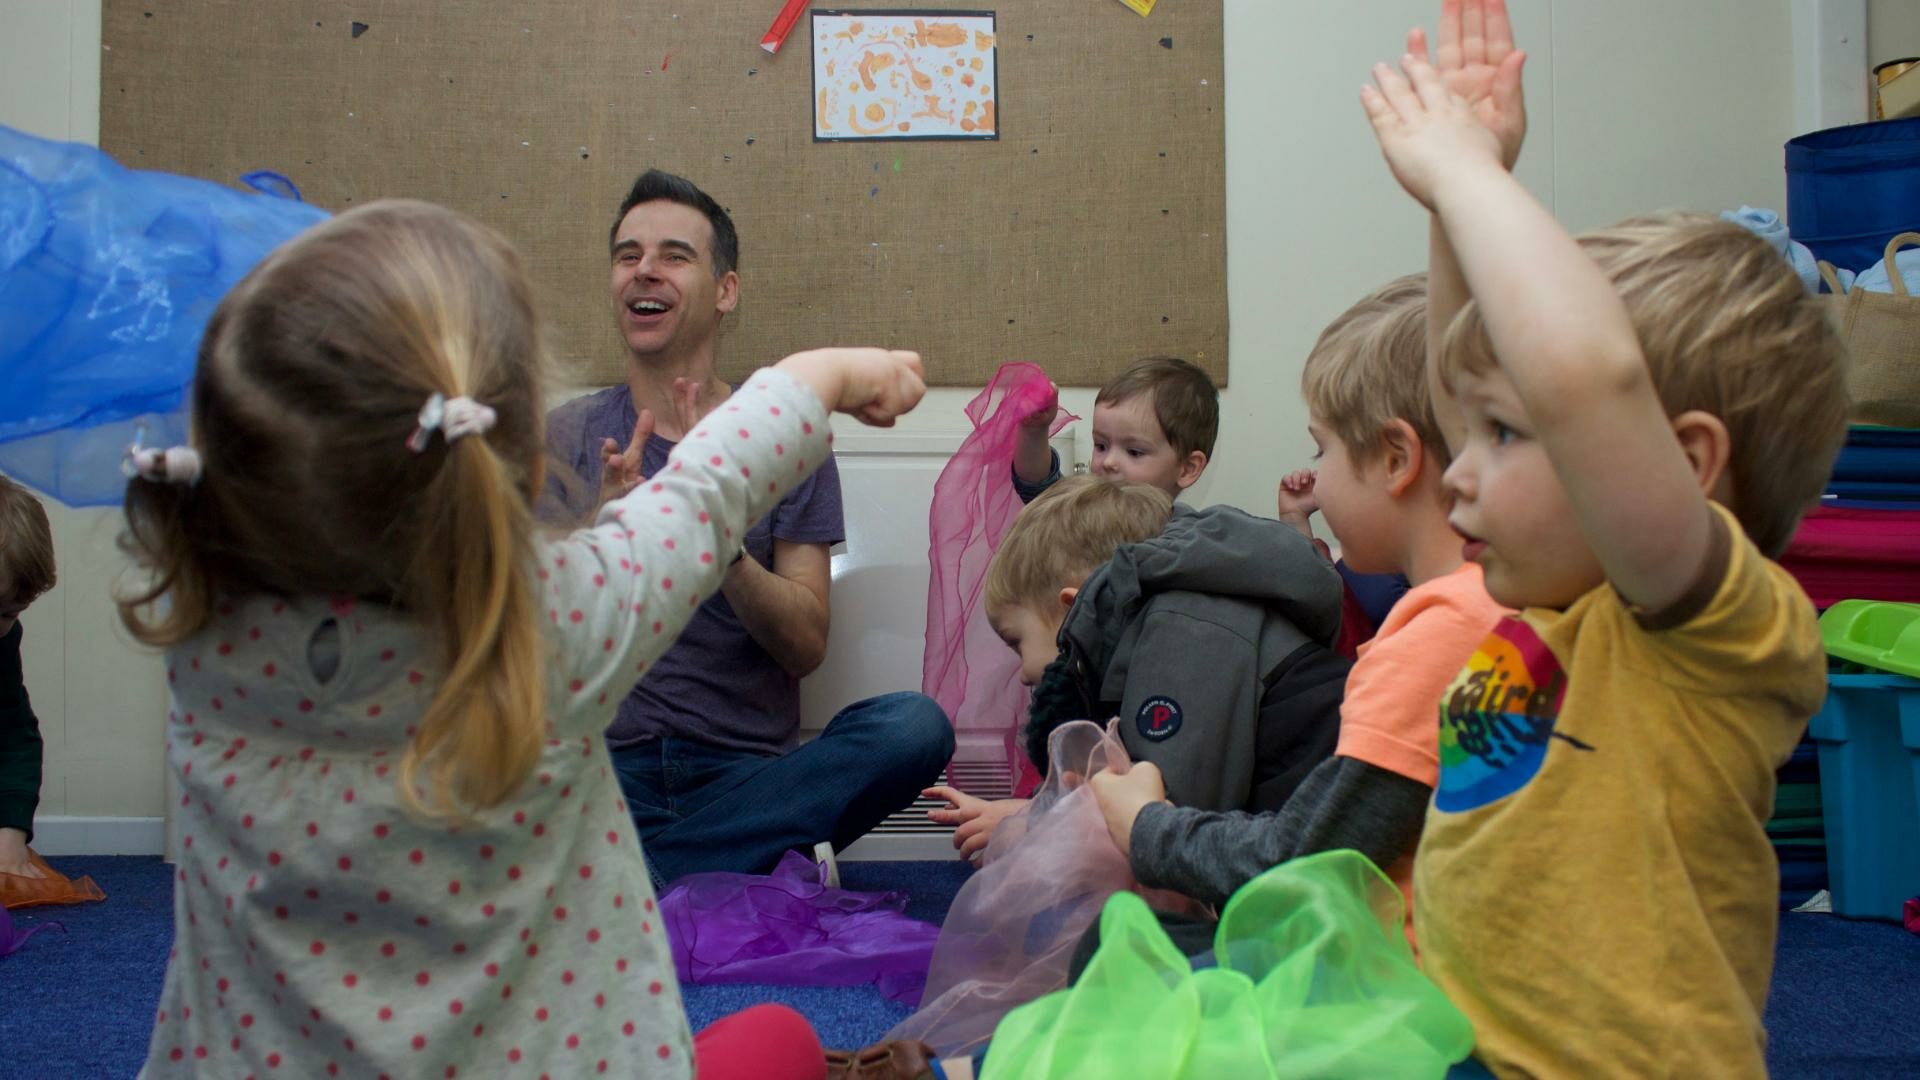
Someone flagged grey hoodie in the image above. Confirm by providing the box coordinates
[1048,504,1348,813]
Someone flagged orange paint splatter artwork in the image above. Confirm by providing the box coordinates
[911,19,968,49]
[813,11,997,140]
[912,95,955,124]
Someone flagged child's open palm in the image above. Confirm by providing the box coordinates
[1360,52,1504,212]
[1419,0,1526,169]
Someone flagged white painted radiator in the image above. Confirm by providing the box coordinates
[805,429,1073,860]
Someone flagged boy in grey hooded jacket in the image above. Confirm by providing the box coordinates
[929,477,1350,864]
[1025,498,1349,816]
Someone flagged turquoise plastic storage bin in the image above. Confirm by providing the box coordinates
[1807,673,1920,920]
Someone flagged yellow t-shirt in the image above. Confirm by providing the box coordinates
[1413,504,1826,1078]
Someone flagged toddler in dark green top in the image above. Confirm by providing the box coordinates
[0,473,55,880]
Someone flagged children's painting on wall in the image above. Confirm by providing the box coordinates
[811,10,998,141]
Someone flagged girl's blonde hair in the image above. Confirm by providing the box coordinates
[119,200,550,819]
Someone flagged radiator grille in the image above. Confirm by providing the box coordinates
[841,734,1016,860]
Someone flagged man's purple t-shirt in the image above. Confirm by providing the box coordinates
[541,385,844,755]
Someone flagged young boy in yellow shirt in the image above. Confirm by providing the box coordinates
[1362,1,1848,1072]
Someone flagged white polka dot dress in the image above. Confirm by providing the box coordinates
[141,371,834,1079]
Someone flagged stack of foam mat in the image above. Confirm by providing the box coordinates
[1782,427,1920,608]
[1772,428,1920,903]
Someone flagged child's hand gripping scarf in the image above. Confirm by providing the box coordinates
[887,719,1197,1058]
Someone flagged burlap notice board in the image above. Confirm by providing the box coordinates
[100,2,1227,389]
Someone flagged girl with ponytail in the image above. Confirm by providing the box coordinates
[121,200,925,1079]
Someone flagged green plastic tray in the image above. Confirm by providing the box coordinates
[1821,600,1920,679]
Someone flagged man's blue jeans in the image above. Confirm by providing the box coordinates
[609,691,955,888]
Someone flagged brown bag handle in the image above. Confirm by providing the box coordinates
[1880,231,1920,298]
[1818,261,1849,296]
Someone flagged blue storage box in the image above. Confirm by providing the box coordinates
[1806,673,1920,920]
[1786,116,1920,271]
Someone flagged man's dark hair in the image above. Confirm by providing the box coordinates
[608,169,739,277]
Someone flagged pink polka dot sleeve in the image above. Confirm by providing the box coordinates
[535,369,833,732]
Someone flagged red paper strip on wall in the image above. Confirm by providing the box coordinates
[761,0,809,54]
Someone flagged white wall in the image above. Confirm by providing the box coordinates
[1870,0,1920,67]
[1,0,1861,828]
[1,0,169,844]
[872,0,1806,518]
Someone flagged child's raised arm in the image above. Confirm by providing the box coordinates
[1363,55,1718,613]
[1417,0,1527,412]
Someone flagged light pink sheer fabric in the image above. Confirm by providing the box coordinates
[886,720,1198,1057]
[922,362,1075,795]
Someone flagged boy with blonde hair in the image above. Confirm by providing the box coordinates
[1011,356,1218,503]
[0,473,56,880]
[1362,0,1848,1072]
[928,474,1347,862]
[1089,272,1510,929]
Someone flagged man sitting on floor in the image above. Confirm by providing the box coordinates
[541,169,954,888]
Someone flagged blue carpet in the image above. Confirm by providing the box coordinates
[1764,912,1920,1078]
[1,856,173,1077]
[4,856,1918,1076]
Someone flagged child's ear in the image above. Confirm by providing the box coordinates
[1671,409,1733,500]
[1057,586,1080,612]
[1380,419,1426,497]
[1176,450,1208,490]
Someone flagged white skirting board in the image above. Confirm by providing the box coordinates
[33,814,948,862]
[839,832,961,861]
[31,816,167,856]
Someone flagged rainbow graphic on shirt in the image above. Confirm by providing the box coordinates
[1434,617,1583,812]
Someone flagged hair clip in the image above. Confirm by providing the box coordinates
[121,425,203,485]
[407,393,498,453]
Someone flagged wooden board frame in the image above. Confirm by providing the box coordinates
[101,2,1227,388]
